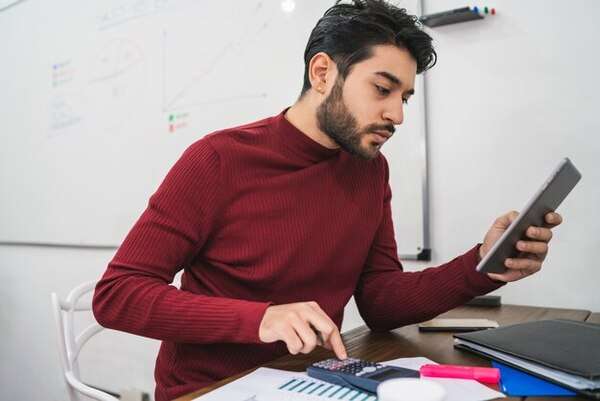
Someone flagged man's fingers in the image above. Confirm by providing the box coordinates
[290,316,318,354]
[505,257,542,271]
[305,303,338,341]
[281,325,303,355]
[305,303,347,359]
[483,210,561,284]
[311,317,347,360]
[308,319,347,359]
[315,331,347,360]
[307,302,335,324]
[310,319,347,360]
[526,226,553,242]
[516,240,548,254]
[327,329,348,360]
[495,210,519,228]
[545,212,563,227]
[259,302,348,359]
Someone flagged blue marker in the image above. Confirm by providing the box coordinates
[472,6,479,14]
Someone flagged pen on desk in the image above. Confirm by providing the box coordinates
[310,323,349,360]
[310,324,326,347]
[419,364,500,384]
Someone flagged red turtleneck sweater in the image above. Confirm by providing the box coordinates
[92,110,502,401]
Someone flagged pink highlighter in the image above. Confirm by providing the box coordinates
[419,364,500,384]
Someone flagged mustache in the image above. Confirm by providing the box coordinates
[362,123,395,136]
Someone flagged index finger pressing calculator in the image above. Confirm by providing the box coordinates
[307,357,420,394]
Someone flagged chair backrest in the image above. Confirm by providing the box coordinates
[51,281,119,401]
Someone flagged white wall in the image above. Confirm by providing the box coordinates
[421,0,600,311]
[0,245,160,400]
[2,1,599,400]
[346,0,600,330]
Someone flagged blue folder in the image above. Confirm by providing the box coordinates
[493,361,576,396]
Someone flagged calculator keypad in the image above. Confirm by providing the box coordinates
[312,358,384,376]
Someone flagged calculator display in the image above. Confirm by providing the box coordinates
[368,368,411,381]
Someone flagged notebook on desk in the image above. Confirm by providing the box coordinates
[493,361,576,396]
[453,319,600,399]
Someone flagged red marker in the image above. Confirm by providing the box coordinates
[420,364,500,384]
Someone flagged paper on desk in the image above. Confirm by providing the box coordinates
[385,357,505,401]
[192,357,505,401]
[193,367,347,401]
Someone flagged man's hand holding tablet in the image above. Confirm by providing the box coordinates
[475,158,581,283]
[480,210,563,282]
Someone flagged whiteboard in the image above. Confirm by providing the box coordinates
[0,0,429,258]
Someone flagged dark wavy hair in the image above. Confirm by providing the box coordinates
[300,0,436,97]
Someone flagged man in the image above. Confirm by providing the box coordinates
[93,1,562,400]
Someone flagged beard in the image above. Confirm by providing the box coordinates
[316,77,395,160]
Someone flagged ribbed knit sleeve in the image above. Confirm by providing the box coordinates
[354,159,505,332]
[92,139,271,344]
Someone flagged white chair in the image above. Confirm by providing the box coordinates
[51,281,119,401]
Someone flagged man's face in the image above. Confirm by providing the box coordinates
[316,45,417,160]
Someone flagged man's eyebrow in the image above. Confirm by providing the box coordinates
[374,71,415,95]
[375,71,401,86]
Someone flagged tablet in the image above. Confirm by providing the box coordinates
[476,158,582,274]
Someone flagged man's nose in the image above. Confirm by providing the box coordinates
[382,105,404,126]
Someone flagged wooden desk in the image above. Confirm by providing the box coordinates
[177,304,592,401]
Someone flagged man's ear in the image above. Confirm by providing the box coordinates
[308,52,335,94]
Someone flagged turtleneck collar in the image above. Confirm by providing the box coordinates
[271,108,341,164]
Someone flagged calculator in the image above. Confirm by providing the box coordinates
[307,357,420,393]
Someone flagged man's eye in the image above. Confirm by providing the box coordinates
[375,85,390,96]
